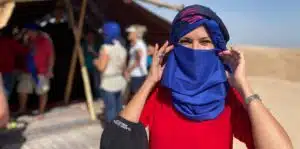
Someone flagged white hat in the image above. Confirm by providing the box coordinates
[126,26,137,33]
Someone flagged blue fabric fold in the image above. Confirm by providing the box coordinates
[161,44,229,121]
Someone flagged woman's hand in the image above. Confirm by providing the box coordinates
[219,47,251,94]
[147,41,173,84]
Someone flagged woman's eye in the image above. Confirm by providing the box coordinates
[178,39,192,45]
[200,40,212,45]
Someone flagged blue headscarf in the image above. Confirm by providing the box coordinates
[24,23,39,31]
[102,22,121,44]
[161,5,230,121]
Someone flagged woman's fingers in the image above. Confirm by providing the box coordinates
[151,41,174,69]
[219,51,232,63]
[165,45,174,54]
[230,47,241,60]
[153,43,159,56]
[152,43,160,65]
[219,50,237,67]
[158,41,169,55]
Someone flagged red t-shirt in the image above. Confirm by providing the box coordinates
[140,86,255,149]
[0,37,28,73]
[24,34,54,74]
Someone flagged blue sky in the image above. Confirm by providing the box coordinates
[136,0,300,48]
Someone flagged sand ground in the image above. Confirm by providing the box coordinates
[234,46,300,148]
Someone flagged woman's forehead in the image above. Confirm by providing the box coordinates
[182,26,209,39]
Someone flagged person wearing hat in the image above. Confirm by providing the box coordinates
[16,24,55,119]
[124,24,148,103]
[94,22,127,122]
[101,4,292,149]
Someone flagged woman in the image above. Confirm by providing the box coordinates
[101,5,292,149]
[94,22,127,122]
[124,24,148,97]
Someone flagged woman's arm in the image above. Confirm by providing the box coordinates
[239,83,293,149]
[220,48,293,149]
[0,1,15,29]
[0,73,9,127]
[94,48,109,73]
[120,42,173,123]
[120,78,156,123]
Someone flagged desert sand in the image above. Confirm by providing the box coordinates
[233,46,300,149]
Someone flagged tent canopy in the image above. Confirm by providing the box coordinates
[6,0,171,44]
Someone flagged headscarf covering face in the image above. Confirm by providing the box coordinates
[161,5,230,121]
[102,22,121,44]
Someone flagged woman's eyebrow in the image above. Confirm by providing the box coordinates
[199,37,211,40]
[180,37,191,40]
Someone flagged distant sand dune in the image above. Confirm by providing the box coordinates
[236,46,300,82]
[232,46,300,148]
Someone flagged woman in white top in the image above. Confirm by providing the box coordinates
[124,25,148,96]
[94,22,127,122]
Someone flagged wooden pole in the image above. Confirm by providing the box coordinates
[63,0,76,104]
[75,0,96,121]
[63,42,77,104]
[63,0,96,120]
[136,0,184,11]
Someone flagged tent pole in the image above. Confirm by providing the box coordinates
[76,0,97,121]
[63,0,76,104]
[63,0,96,121]
[64,44,77,104]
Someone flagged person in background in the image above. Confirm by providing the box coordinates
[94,22,127,123]
[17,24,55,119]
[0,29,28,100]
[146,44,155,70]
[82,31,102,101]
[124,24,148,103]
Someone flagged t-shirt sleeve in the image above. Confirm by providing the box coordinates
[100,116,148,149]
[139,86,159,127]
[229,88,255,149]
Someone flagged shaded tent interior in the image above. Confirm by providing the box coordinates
[3,0,171,110]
